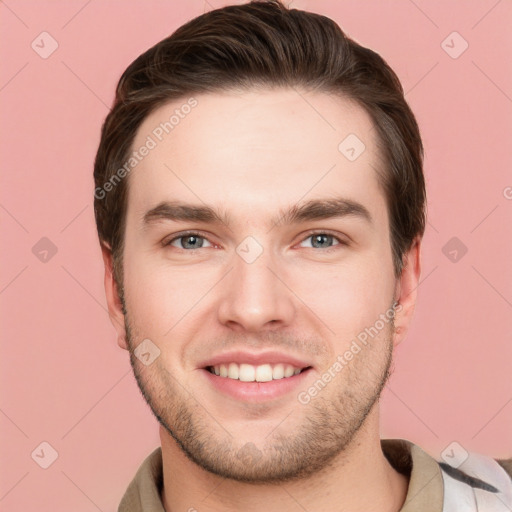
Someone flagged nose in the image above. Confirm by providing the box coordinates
[216,243,296,332]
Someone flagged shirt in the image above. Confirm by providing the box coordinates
[118,438,512,511]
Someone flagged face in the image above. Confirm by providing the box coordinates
[104,88,418,483]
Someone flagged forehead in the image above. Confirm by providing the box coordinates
[127,88,387,230]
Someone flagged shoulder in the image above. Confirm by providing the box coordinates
[438,449,512,511]
[497,458,512,478]
[118,447,164,512]
[381,439,512,512]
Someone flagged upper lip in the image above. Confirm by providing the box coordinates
[199,350,313,370]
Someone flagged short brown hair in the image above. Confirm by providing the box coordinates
[94,0,426,292]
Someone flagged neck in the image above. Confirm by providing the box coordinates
[159,411,408,512]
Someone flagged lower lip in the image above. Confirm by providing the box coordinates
[201,368,313,403]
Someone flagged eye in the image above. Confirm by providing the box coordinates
[299,232,344,250]
[163,231,346,251]
[166,232,213,250]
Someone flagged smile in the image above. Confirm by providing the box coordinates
[202,364,313,402]
[207,362,308,382]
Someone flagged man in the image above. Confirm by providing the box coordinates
[93,1,512,510]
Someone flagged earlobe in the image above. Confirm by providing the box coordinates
[392,237,422,347]
[101,243,129,351]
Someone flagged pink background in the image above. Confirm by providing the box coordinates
[1,0,511,510]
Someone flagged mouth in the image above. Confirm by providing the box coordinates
[201,363,314,402]
[205,362,313,382]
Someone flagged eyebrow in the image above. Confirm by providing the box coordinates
[141,197,373,230]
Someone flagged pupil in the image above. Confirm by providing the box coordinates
[313,234,331,248]
[184,236,202,249]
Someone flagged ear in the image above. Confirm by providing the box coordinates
[101,242,129,350]
[392,236,422,347]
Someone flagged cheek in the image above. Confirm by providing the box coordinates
[287,257,394,341]
[122,247,219,338]
[122,249,176,332]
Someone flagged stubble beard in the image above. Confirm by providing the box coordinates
[123,308,394,484]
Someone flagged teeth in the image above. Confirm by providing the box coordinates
[273,363,284,379]
[255,364,273,382]
[284,365,295,378]
[239,363,255,382]
[209,362,306,382]
[228,362,239,379]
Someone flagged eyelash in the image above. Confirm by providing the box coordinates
[163,230,347,252]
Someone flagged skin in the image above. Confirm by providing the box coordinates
[102,88,421,512]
